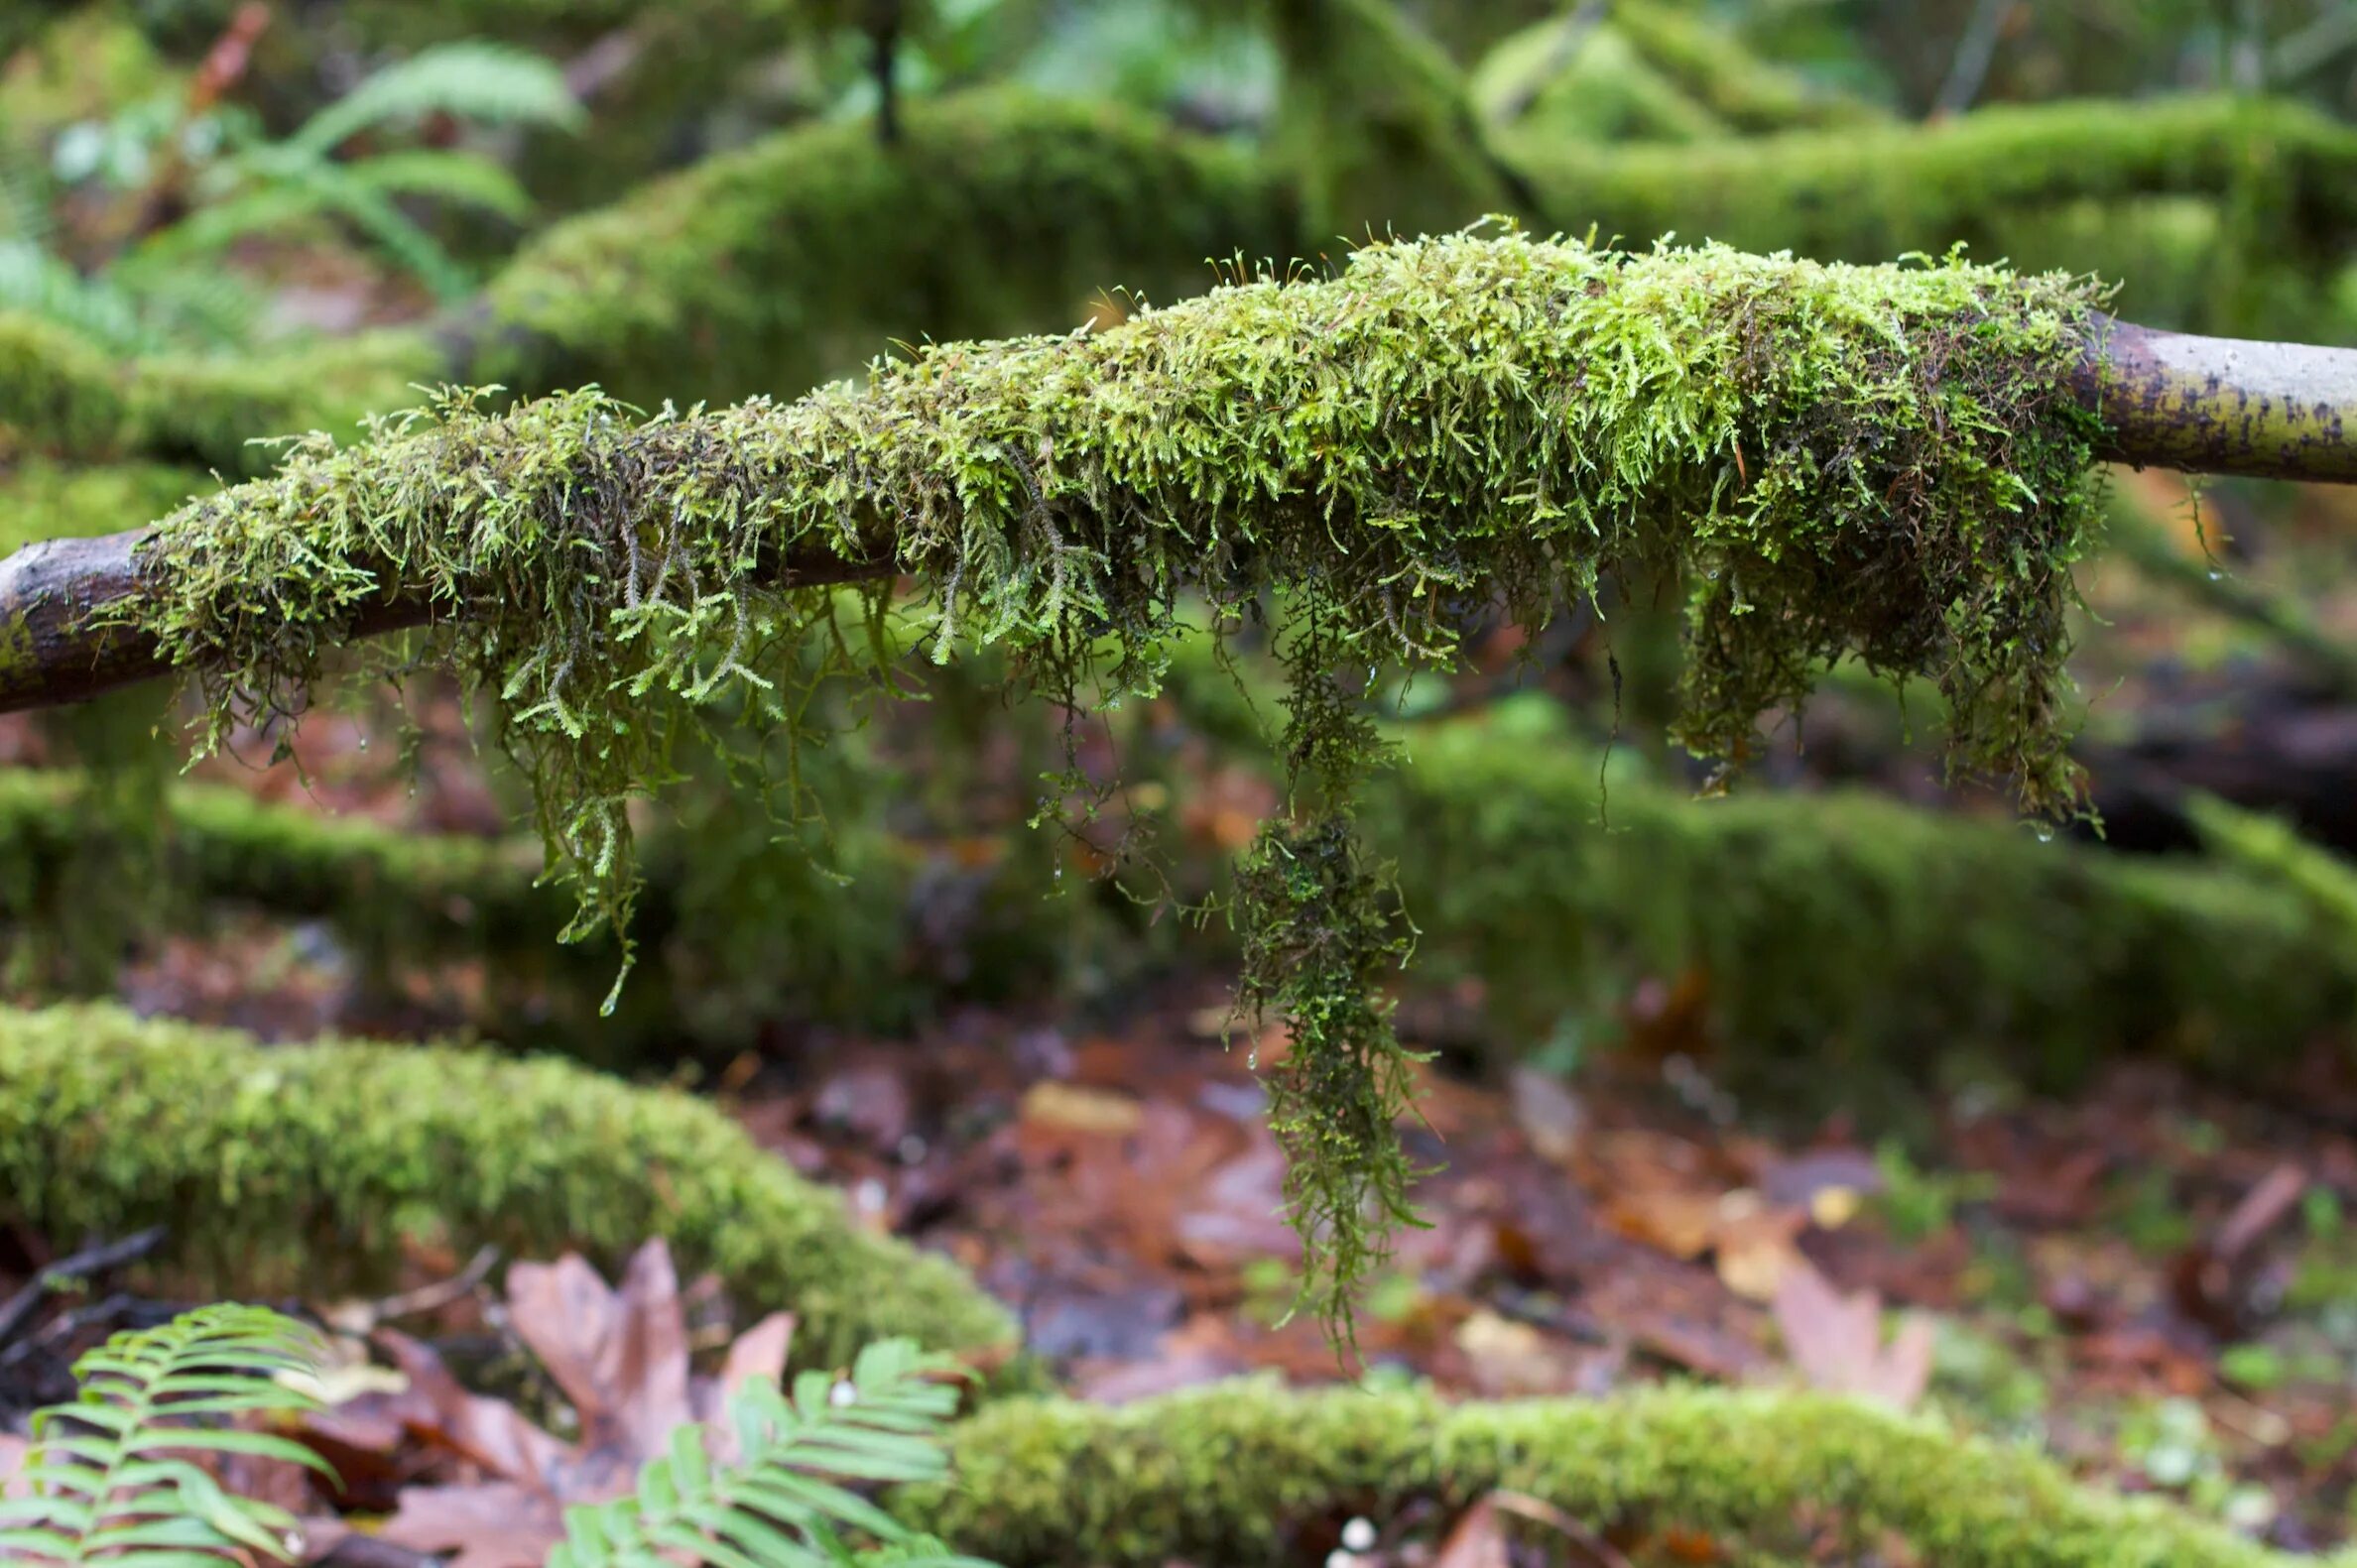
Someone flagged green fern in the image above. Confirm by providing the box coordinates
[0,1303,332,1566]
[549,1338,985,1568]
[287,42,586,159]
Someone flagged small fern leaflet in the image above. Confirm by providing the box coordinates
[548,1338,984,1568]
[0,1303,332,1566]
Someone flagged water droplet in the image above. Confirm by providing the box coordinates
[1341,1518,1377,1553]
[828,1379,858,1408]
[2032,822,2053,843]
[2208,569,2224,581]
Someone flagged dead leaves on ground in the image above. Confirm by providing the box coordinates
[303,1240,794,1568]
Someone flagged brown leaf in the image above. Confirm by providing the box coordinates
[371,1330,573,1491]
[1432,1497,1511,1568]
[379,1482,565,1568]
[506,1240,694,1462]
[1770,1256,1932,1409]
[1508,1066,1584,1165]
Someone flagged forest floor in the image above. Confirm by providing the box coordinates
[11,953,2357,1562]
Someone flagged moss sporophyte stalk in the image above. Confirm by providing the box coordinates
[109,228,2110,1341]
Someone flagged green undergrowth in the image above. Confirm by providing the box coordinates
[1472,4,1884,145]
[898,1380,2322,1568]
[470,88,1301,411]
[0,1000,1017,1368]
[0,316,444,474]
[102,229,2107,1339]
[1507,94,2357,339]
[1,91,1294,474]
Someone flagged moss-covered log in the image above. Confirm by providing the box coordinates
[10,672,2355,1086]
[0,1001,1016,1367]
[897,1381,2319,1568]
[1360,697,2357,1087]
[1508,94,2357,337]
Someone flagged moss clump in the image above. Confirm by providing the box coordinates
[115,229,2103,1335]
[0,1000,1015,1367]
[900,1380,2308,1568]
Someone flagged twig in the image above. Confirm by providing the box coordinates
[325,1245,501,1335]
[0,1227,168,1353]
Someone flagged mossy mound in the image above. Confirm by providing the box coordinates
[0,319,443,474]
[902,1381,2306,1568]
[0,1001,1017,1368]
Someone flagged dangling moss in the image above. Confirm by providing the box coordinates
[109,229,2107,1338]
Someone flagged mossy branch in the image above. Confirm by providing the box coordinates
[0,249,2346,723]
[895,1381,2329,1568]
[0,229,2340,1342]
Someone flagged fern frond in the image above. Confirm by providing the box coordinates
[0,240,156,354]
[0,1303,334,1567]
[292,43,583,159]
[548,1338,987,1568]
[338,148,535,222]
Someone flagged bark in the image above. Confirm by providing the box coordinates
[2081,314,2357,481]
[0,316,2350,718]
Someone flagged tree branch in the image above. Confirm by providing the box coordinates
[0,311,2349,718]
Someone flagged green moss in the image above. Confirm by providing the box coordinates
[0,457,210,550]
[2186,793,2357,958]
[0,321,442,475]
[0,1000,1015,1366]
[472,89,1301,410]
[900,1380,2304,1567]
[0,313,138,459]
[127,232,2107,923]
[1507,94,2357,338]
[1363,695,2357,1089]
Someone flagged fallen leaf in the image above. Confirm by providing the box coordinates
[1770,1256,1933,1409]
[380,1482,564,1568]
[1432,1496,1511,1568]
[506,1241,694,1463]
[1509,1066,1585,1165]
[1019,1080,1145,1135]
